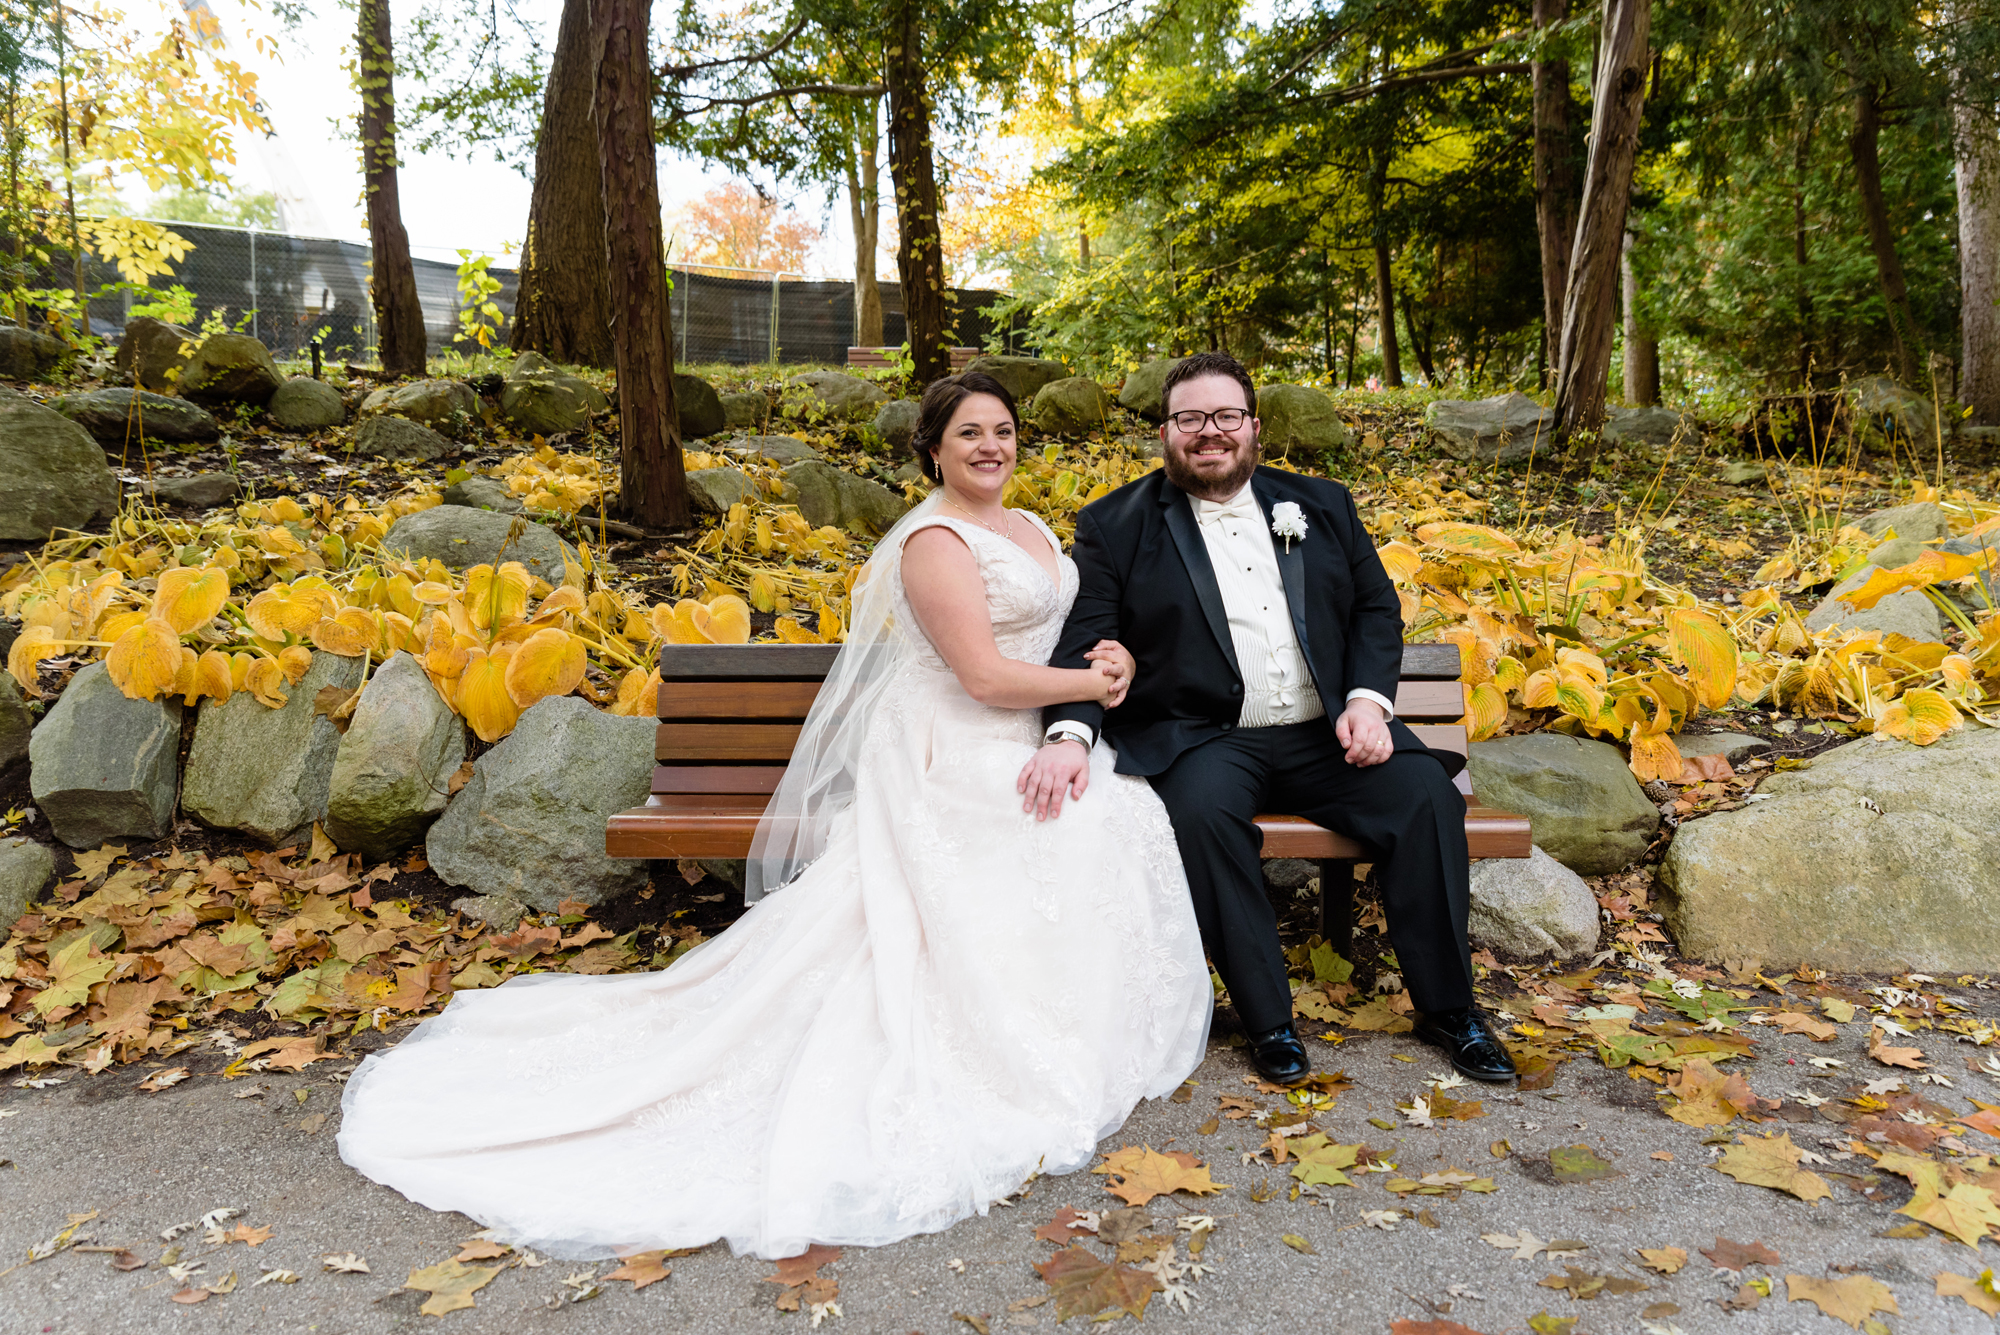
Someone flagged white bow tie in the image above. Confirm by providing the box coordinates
[1194,492,1261,528]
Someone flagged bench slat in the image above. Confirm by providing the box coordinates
[653,765,787,794]
[657,723,804,762]
[660,642,1464,684]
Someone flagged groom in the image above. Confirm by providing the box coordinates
[1021,352,1514,1085]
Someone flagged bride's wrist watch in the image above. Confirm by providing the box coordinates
[1042,723,1094,749]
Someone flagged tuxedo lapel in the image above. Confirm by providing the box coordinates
[1160,487,1241,676]
[1252,475,1314,664]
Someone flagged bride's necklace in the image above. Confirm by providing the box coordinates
[943,494,1014,540]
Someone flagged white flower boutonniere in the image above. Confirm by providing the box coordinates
[1271,501,1308,552]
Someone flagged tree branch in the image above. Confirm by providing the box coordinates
[657,15,809,81]
[668,82,886,118]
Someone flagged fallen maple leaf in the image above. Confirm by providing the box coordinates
[453,1239,510,1262]
[1360,1210,1400,1231]
[1093,1145,1226,1207]
[1784,1273,1898,1328]
[224,1223,272,1247]
[137,1067,190,1092]
[1869,1027,1928,1070]
[253,1268,299,1285]
[602,1250,673,1290]
[1525,1311,1576,1334]
[1033,1207,1095,1245]
[1664,1058,1770,1128]
[1033,1245,1161,1322]
[1538,1266,1649,1300]
[1769,1011,1838,1041]
[405,1259,501,1316]
[1936,1268,2000,1316]
[1701,1237,1780,1271]
[322,1252,370,1273]
[1548,1145,1621,1183]
[1636,1247,1687,1274]
[1482,1229,1551,1261]
[1713,1133,1831,1202]
[1286,1135,1362,1188]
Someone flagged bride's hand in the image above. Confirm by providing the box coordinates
[1087,659,1124,707]
[1085,640,1135,708]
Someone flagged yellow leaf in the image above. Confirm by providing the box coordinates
[1877,688,1963,746]
[1415,522,1522,558]
[1090,1145,1227,1207]
[277,645,314,685]
[151,566,231,633]
[244,656,288,708]
[187,649,233,707]
[748,571,780,613]
[457,648,523,742]
[1666,609,1738,710]
[464,562,532,630]
[35,936,115,1013]
[410,580,457,604]
[1713,1133,1831,1202]
[1463,682,1506,742]
[404,1260,500,1317]
[503,628,586,708]
[1784,1273,1898,1329]
[1376,540,1423,582]
[1936,1269,2000,1317]
[1521,667,1559,709]
[610,667,660,717]
[105,617,184,700]
[1628,731,1685,783]
[310,617,369,658]
[7,625,61,695]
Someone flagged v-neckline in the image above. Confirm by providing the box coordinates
[956,511,1062,591]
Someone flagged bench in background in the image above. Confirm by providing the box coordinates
[846,347,979,372]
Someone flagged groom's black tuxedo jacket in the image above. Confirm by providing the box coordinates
[1044,465,1464,781]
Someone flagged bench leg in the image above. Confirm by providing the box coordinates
[1318,859,1355,963]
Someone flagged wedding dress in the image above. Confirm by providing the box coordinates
[337,504,1213,1260]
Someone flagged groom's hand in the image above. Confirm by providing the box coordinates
[1336,698,1394,768]
[1018,740,1090,820]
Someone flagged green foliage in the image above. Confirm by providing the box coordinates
[118,282,198,325]
[454,250,507,350]
[143,186,282,230]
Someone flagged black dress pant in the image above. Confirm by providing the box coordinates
[1146,717,1475,1034]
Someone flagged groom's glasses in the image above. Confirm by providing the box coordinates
[1167,408,1250,434]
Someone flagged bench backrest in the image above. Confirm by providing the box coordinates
[845,346,980,372]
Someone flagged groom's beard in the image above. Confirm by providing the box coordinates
[1161,430,1260,501]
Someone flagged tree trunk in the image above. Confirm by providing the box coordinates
[1956,99,2000,423]
[1621,231,1658,404]
[1367,149,1402,387]
[358,0,428,378]
[1553,0,1650,441]
[1532,0,1576,385]
[1848,81,1922,383]
[844,100,884,348]
[1400,287,1437,384]
[593,0,688,529]
[886,0,951,384]
[512,0,613,367]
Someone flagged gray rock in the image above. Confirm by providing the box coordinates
[1864,536,1926,571]
[353,415,453,462]
[1256,384,1353,460]
[0,325,68,379]
[743,434,820,464]
[1468,846,1600,960]
[499,371,610,438]
[1848,375,1936,450]
[698,859,747,893]
[440,475,522,514]
[1853,501,1950,543]
[1671,732,1771,765]
[963,355,1070,404]
[0,394,120,541]
[0,837,55,928]
[425,696,656,910]
[1465,734,1660,875]
[1603,404,1696,452]
[1804,565,1942,644]
[0,674,29,773]
[721,390,769,431]
[892,461,928,485]
[873,399,920,451]
[451,893,528,931]
[51,388,219,445]
[1659,726,2000,973]
[1425,392,1557,463]
[113,317,195,393]
[1718,459,1767,486]
[181,650,365,848]
[509,352,554,377]
[686,467,760,516]
[786,370,888,421]
[1117,357,1187,421]
[28,662,182,848]
[676,373,726,438]
[1031,376,1111,436]
[783,459,908,535]
[1262,859,1317,893]
[177,332,282,405]
[323,652,467,862]
[360,378,478,435]
[147,473,241,509]
[380,505,579,584]
[267,377,347,430]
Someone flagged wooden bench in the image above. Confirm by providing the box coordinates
[606,642,1531,964]
[846,346,979,372]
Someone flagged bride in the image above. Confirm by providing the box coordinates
[337,371,1214,1261]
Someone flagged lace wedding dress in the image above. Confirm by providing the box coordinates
[337,511,1213,1261]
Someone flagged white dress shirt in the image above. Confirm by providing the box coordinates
[1044,483,1394,749]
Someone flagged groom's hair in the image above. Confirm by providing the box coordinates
[910,371,1020,483]
[1161,351,1257,419]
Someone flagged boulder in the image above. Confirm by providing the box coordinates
[1425,392,1557,463]
[28,662,182,848]
[177,332,282,405]
[0,837,55,929]
[147,473,241,509]
[353,415,454,462]
[1659,727,2000,973]
[451,893,528,931]
[440,475,522,514]
[873,399,920,451]
[323,652,467,861]
[0,394,120,541]
[180,650,365,848]
[425,696,656,910]
[51,388,219,445]
[1468,846,1600,960]
[1847,376,1936,450]
[963,355,1069,404]
[744,434,820,464]
[510,352,555,376]
[1602,404,1695,452]
[721,390,769,431]
[112,317,195,393]
[1465,734,1660,875]
[0,325,69,379]
[1864,536,1926,571]
[675,372,727,438]
[0,674,29,773]
[1804,565,1942,644]
[783,459,908,535]
[1853,501,1950,543]
[500,376,591,437]
[1262,859,1317,893]
[1671,732,1771,766]
[360,378,479,434]
[1256,384,1353,460]
[380,505,579,584]
[1031,377,1111,436]
[1117,357,1188,421]
[686,467,760,516]
[267,377,347,430]
[786,370,888,421]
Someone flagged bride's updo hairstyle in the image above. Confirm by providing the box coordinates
[909,371,1019,483]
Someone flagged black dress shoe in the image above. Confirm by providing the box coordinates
[1247,1023,1310,1085]
[1411,1006,1517,1082]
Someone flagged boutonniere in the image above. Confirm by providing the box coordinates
[1271,501,1308,552]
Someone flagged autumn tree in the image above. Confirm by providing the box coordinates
[357,0,427,377]
[513,0,613,366]
[670,181,822,271]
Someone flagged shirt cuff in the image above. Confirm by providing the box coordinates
[1344,688,1396,719]
[1043,722,1096,750]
